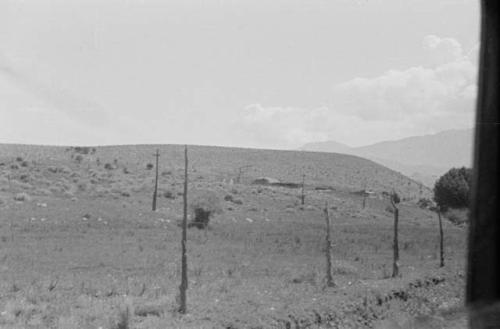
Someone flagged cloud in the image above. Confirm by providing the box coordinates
[235,104,405,149]
[237,35,477,148]
[332,59,476,122]
[423,34,465,66]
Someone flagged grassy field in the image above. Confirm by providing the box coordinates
[0,144,466,328]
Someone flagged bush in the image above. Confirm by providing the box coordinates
[391,191,400,204]
[444,208,469,225]
[77,181,88,192]
[434,167,472,211]
[163,191,175,199]
[417,198,433,209]
[104,163,114,170]
[74,146,91,154]
[146,163,154,170]
[14,192,30,202]
[188,190,222,229]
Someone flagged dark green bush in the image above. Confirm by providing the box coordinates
[433,167,472,211]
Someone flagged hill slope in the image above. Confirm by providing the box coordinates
[0,143,430,200]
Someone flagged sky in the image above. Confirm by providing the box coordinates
[0,0,480,149]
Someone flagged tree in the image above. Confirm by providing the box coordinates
[188,190,222,229]
[433,167,472,211]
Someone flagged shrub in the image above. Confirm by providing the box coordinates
[20,161,29,167]
[15,157,23,162]
[47,166,59,173]
[74,155,83,164]
[444,208,469,225]
[19,174,30,183]
[434,167,472,211]
[163,191,175,199]
[391,191,400,204]
[146,163,154,170]
[14,192,30,202]
[188,190,222,229]
[74,146,90,154]
[77,181,88,192]
[104,163,114,170]
[417,198,433,209]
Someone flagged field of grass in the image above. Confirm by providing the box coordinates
[0,144,466,328]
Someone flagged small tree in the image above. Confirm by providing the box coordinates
[188,190,222,229]
[433,167,472,211]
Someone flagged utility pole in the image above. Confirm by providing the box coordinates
[362,180,367,209]
[323,202,335,287]
[178,145,188,314]
[390,190,400,278]
[152,149,160,211]
[300,173,305,205]
[437,208,445,267]
[236,165,252,184]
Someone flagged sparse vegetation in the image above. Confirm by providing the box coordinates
[0,143,465,328]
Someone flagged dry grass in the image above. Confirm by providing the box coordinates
[0,144,465,328]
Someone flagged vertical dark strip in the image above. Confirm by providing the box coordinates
[152,149,159,211]
[467,0,500,325]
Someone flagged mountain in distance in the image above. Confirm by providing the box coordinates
[300,128,474,187]
[297,140,353,154]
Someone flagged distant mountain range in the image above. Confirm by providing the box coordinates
[300,129,474,187]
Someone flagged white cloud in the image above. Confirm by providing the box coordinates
[423,34,465,66]
[236,104,407,149]
[237,35,477,148]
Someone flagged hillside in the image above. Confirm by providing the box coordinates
[0,143,431,200]
[300,129,474,186]
[0,143,468,328]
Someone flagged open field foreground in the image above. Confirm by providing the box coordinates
[0,144,467,328]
